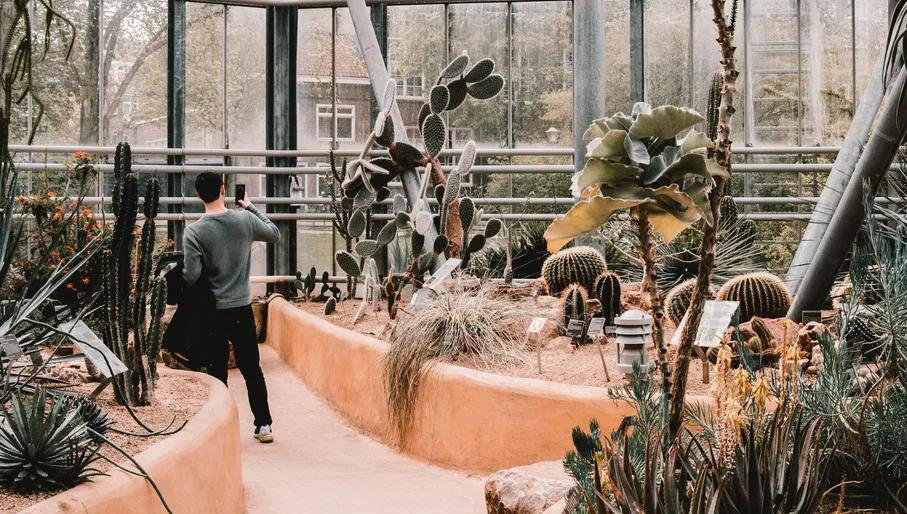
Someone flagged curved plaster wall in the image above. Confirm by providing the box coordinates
[23,370,244,514]
[266,297,640,473]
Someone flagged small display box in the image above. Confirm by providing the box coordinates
[615,309,654,375]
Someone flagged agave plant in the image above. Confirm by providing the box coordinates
[0,388,102,492]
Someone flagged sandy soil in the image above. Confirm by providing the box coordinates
[0,369,207,513]
[293,298,718,396]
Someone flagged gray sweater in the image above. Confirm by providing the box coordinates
[183,205,280,309]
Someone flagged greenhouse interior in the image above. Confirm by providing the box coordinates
[3,0,907,512]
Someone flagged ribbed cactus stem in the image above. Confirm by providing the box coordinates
[593,272,622,325]
[716,272,792,322]
[561,284,588,343]
[541,246,608,296]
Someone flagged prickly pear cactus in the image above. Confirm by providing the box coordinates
[716,272,791,322]
[541,246,607,296]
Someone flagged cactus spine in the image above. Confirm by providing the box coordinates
[593,272,622,325]
[541,246,607,296]
[716,272,792,322]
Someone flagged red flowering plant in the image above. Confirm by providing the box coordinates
[12,152,102,302]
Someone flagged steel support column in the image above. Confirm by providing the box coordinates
[786,57,885,294]
[265,6,298,283]
[573,0,606,172]
[167,0,187,244]
[788,68,907,321]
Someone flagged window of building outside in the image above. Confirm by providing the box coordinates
[395,75,424,99]
[316,104,356,141]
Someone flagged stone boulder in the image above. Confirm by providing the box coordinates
[485,460,572,514]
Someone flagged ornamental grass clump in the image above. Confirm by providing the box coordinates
[385,281,525,441]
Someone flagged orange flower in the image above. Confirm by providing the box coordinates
[15,195,26,204]
[65,282,75,290]
[81,277,90,285]
[69,200,78,209]
[46,191,56,199]
[73,151,90,160]
[52,212,62,222]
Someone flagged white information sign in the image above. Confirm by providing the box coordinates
[527,317,547,334]
[587,317,606,337]
[60,321,128,378]
[694,300,739,348]
[566,319,586,337]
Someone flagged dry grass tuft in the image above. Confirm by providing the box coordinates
[385,280,526,441]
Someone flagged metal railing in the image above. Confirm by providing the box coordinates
[9,143,848,224]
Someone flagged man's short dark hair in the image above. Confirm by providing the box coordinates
[195,172,223,203]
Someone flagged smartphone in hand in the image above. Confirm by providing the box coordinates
[234,183,246,206]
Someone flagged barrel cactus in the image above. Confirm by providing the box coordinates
[592,272,621,325]
[664,278,715,325]
[561,284,589,344]
[716,272,791,322]
[541,246,607,296]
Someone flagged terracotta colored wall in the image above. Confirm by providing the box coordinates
[266,297,638,473]
[23,370,244,514]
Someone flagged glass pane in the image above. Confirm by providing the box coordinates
[387,4,445,141]
[645,0,691,107]
[691,0,745,140]
[297,8,333,152]
[448,3,509,148]
[102,0,168,147]
[334,8,370,151]
[604,0,631,114]
[854,0,888,106]
[748,0,800,145]
[185,3,225,148]
[512,1,572,147]
[226,6,266,150]
[31,0,93,145]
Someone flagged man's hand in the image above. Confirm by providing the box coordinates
[238,198,252,209]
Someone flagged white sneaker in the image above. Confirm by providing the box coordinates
[254,424,274,443]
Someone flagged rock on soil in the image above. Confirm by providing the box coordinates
[485,460,572,514]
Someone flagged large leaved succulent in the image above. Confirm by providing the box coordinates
[544,103,725,252]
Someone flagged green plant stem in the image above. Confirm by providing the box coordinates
[637,207,671,423]
[668,0,739,442]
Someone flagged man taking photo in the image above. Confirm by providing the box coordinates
[183,171,278,443]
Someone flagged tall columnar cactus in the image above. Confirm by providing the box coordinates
[561,284,589,345]
[664,278,715,325]
[717,195,738,233]
[593,272,622,325]
[541,246,607,296]
[706,71,722,145]
[102,142,164,406]
[716,272,792,322]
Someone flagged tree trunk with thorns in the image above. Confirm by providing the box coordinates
[637,207,671,417]
[667,0,739,440]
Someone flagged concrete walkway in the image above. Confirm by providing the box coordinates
[229,345,487,514]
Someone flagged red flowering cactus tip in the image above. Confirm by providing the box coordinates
[82,277,90,285]
[15,195,26,204]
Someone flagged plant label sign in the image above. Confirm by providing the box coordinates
[0,335,23,359]
[587,318,606,337]
[527,317,547,335]
[694,300,739,348]
[60,320,128,378]
[566,319,586,337]
[426,258,462,291]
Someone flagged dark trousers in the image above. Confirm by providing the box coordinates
[208,304,272,427]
